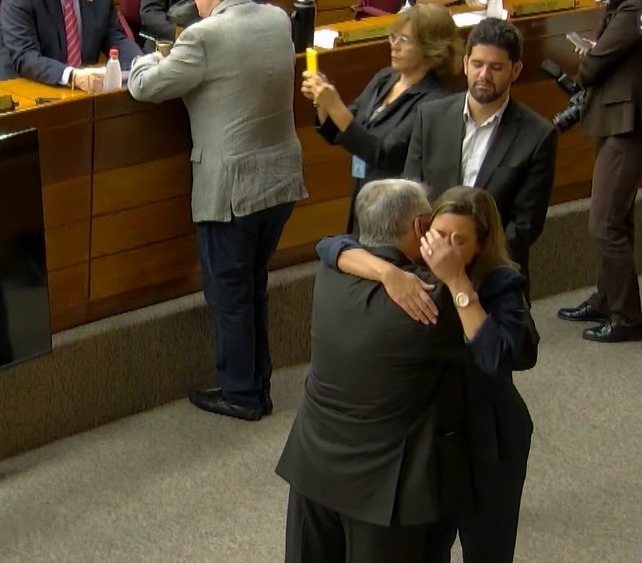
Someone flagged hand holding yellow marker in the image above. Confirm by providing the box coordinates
[306,48,318,73]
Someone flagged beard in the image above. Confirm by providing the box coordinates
[469,80,502,104]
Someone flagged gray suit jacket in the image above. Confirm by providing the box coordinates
[128,0,307,222]
[276,247,473,527]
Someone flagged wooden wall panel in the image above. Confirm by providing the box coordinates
[38,122,93,185]
[89,235,199,301]
[42,176,91,228]
[47,263,90,330]
[92,155,191,215]
[44,221,90,271]
[93,100,191,172]
[298,126,352,204]
[279,197,351,249]
[91,197,193,258]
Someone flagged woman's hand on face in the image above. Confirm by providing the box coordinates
[301,71,340,109]
[380,267,439,325]
[420,229,466,287]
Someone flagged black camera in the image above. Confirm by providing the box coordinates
[540,59,586,132]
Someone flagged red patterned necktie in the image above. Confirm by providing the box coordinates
[63,0,82,67]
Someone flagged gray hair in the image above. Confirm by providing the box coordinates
[356,179,431,247]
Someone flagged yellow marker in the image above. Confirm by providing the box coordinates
[306,48,318,73]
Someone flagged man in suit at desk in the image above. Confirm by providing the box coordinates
[404,18,558,291]
[277,179,473,563]
[128,0,306,421]
[0,0,142,92]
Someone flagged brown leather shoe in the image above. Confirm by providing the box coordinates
[558,302,608,323]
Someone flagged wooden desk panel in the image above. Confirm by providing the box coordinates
[91,196,193,258]
[0,84,93,329]
[93,95,190,172]
[89,235,199,301]
[92,155,191,215]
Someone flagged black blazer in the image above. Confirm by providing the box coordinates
[318,68,448,181]
[276,247,472,527]
[404,92,558,266]
[579,0,642,137]
[0,0,142,84]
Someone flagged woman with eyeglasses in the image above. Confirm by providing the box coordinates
[301,4,462,234]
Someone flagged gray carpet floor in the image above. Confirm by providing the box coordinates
[1,283,641,563]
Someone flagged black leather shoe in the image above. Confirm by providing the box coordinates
[189,388,262,421]
[558,302,608,322]
[261,391,273,416]
[582,321,642,343]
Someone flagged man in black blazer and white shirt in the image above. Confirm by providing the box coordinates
[404,18,558,289]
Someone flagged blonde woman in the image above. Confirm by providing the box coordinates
[301,4,463,233]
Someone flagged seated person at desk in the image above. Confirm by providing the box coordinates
[0,0,142,92]
[139,0,185,53]
[301,4,462,234]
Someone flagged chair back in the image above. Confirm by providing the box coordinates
[118,0,144,47]
[353,0,404,19]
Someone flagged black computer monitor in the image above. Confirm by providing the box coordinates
[0,128,52,371]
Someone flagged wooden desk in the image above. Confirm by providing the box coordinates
[0,4,602,331]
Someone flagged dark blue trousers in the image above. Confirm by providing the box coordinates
[196,202,294,408]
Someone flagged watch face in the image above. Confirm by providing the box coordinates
[455,292,470,307]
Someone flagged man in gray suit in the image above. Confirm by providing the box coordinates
[276,179,472,563]
[128,0,307,421]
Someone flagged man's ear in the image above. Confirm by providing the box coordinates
[463,55,468,77]
[413,217,424,240]
[511,60,524,82]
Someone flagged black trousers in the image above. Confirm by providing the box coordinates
[587,133,642,325]
[196,202,294,407]
[285,488,454,563]
[436,441,531,563]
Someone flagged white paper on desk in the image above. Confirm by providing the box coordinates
[452,9,508,27]
[314,30,339,50]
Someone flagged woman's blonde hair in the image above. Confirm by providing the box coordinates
[392,4,464,79]
[429,186,518,284]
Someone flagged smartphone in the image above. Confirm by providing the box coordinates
[306,48,318,73]
[566,32,593,52]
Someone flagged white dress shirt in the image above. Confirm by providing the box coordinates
[460,93,510,187]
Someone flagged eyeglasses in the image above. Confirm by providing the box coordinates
[388,32,412,47]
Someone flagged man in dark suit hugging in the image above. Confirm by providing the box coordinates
[276,179,472,563]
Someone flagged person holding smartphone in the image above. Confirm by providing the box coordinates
[301,4,462,234]
[557,0,642,342]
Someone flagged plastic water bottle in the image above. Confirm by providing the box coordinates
[486,0,504,19]
[103,49,122,92]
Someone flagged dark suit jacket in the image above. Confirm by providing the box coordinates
[579,0,642,137]
[276,247,472,527]
[403,93,558,266]
[139,0,183,52]
[318,68,449,183]
[0,0,142,84]
[315,237,534,470]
